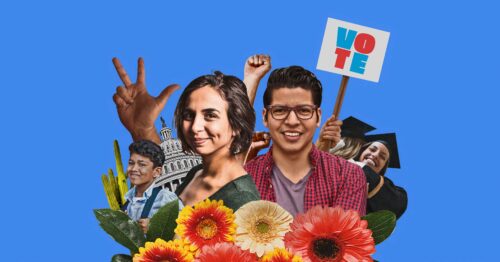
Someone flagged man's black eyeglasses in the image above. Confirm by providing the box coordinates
[266,105,318,120]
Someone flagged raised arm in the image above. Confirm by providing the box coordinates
[112,57,179,144]
[243,54,271,105]
[243,132,271,164]
[237,55,272,164]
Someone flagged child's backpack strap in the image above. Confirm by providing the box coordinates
[121,200,129,212]
[140,186,162,219]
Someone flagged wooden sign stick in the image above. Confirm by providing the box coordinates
[333,75,350,117]
[329,75,350,148]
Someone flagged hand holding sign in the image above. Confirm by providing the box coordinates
[316,115,343,152]
[316,18,390,150]
[112,57,180,144]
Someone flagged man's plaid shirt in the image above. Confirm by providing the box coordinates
[244,144,367,216]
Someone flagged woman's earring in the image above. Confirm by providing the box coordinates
[231,145,241,155]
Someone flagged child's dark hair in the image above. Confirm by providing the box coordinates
[129,140,165,168]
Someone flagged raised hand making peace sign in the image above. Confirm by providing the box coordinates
[112,57,179,144]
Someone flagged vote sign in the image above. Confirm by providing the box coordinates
[317,18,390,82]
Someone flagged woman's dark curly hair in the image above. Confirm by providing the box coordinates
[174,71,256,155]
[129,140,165,168]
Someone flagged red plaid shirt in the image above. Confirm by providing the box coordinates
[244,144,367,216]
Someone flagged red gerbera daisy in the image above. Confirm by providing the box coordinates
[195,242,257,262]
[175,199,236,252]
[284,206,375,262]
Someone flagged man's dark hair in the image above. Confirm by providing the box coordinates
[263,66,323,107]
[174,71,256,155]
[129,140,165,168]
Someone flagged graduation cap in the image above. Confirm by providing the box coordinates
[364,132,400,169]
[341,116,376,139]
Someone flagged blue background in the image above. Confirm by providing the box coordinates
[1,0,498,261]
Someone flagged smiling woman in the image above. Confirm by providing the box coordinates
[358,141,390,175]
[111,58,261,212]
[173,72,261,211]
[354,134,407,218]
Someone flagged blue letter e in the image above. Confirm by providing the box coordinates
[350,52,369,74]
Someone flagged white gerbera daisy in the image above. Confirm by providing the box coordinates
[234,200,293,257]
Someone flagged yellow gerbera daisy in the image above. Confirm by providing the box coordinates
[133,238,194,262]
[234,200,293,257]
[175,199,236,252]
[261,248,302,262]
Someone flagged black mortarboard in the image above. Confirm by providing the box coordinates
[340,116,376,139]
[364,133,400,169]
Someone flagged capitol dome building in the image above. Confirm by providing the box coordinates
[155,117,202,192]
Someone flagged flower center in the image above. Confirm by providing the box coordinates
[312,238,339,259]
[196,218,218,239]
[250,218,277,243]
[255,220,271,234]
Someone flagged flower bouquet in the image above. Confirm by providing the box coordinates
[95,199,396,262]
[95,140,396,261]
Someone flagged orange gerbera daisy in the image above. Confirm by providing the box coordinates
[284,206,375,262]
[175,199,236,252]
[133,238,194,262]
[195,242,257,262]
[261,248,303,262]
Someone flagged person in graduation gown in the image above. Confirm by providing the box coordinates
[354,133,407,219]
[317,116,408,219]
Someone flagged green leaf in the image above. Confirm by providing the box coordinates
[114,140,124,176]
[146,200,179,242]
[114,140,128,205]
[94,209,146,254]
[111,254,132,262]
[362,210,396,245]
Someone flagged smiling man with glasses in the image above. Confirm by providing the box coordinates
[245,66,367,217]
